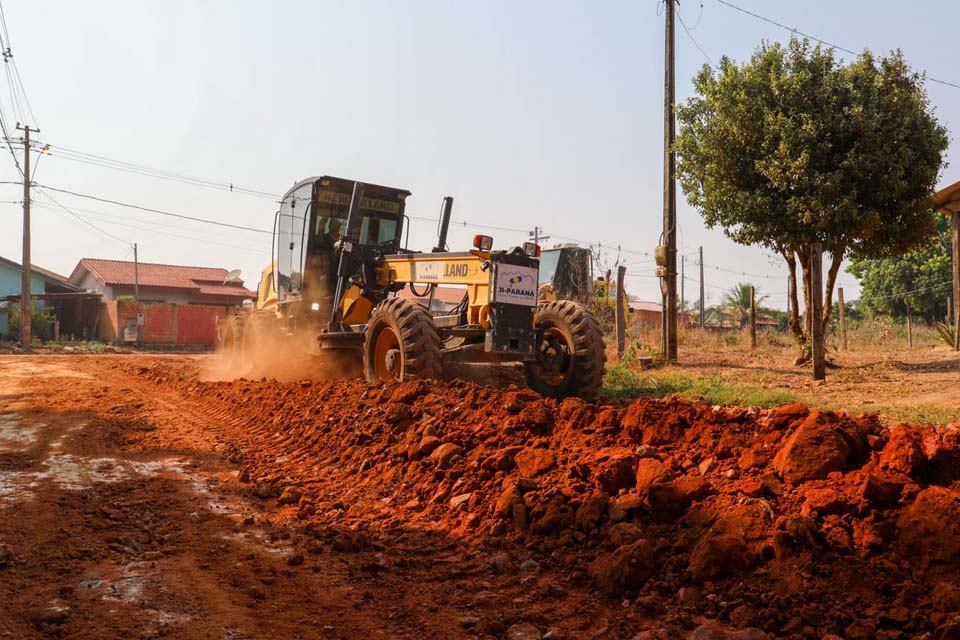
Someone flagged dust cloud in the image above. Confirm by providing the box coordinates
[200,323,361,383]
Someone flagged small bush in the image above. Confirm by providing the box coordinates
[935,322,956,348]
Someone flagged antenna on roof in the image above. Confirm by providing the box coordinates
[224,269,242,284]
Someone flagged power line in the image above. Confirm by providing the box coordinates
[855,280,953,303]
[28,197,261,243]
[41,143,278,200]
[716,0,960,91]
[677,4,712,63]
[34,188,129,246]
[0,0,36,126]
[31,202,270,255]
[34,184,274,235]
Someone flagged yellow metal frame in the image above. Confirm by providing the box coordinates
[377,250,492,328]
[255,251,497,329]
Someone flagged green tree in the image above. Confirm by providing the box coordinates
[674,38,947,356]
[5,300,55,340]
[722,282,768,328]
[846,213,952,321]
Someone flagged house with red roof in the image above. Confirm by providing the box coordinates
[69,258,254,306]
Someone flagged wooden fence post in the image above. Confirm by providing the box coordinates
[749,285,757,349]
[953,210,960,350]
[838,287,847,351]
[810,243,825,381]
[907,307,913,348]
[616,265,627,357]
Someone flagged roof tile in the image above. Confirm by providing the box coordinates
[72,259,254,300]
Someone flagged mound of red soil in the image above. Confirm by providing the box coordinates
[127,362,960,638]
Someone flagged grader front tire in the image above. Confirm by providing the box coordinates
[524,300,606,400]
[363,298,442,383]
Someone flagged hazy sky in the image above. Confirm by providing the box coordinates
[2,0,958,308]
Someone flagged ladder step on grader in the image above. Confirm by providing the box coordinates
[220,175,606,399]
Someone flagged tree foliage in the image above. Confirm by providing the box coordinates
[674,38,947,351]
[722,282,768,328]
[846,213,953,320]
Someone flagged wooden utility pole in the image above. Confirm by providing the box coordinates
[18,124,37,352]
[810,243,825,381]
[785,275,790,318]
[838,287,848,351]
[906,307,914,347]
[680,255,685,313]
[749,285,757,349]
[662,0,678,362]
[699,246,705,329]
[133,242,140,301]
[616,265,627,357]
[529,226,549,248]
[953,210,960,350]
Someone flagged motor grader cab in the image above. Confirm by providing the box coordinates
[222,176,606,399]
[537,246,593,306]
[538,245,630,327]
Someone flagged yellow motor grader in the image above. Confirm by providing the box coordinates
[221,175,606,399]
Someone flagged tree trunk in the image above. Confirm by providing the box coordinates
[798,244,813,346]
[784,250,804,345]
[820,246,845,337]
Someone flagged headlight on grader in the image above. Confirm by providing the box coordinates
[473,234,494,251]
[523,242,541,257]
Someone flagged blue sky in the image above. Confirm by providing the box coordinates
[1,0,958,308]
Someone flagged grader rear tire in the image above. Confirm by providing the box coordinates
[524,300,606,400]
[219,314,248,368]
[363,298,442,383]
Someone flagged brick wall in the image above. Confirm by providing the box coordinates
[100,300,229,346]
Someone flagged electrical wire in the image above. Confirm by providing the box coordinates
[0,0,35,126]
[40,143,278,200]
[677,5,712,63]
[29,200,265,248]
[33,184,274,235]
[32,202,270,255]
[855,280,953,303]
[716,0,960,90]
[34,188,129,246]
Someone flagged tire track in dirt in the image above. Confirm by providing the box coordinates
[0,356,457,639]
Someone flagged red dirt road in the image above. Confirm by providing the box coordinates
[3,354,960,639]
[0,355,609,639]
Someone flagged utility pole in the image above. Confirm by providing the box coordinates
[952,210,960,351]
[616,265,627,357]
[786,275,791,318]
[750,285,757,349]
[529,226,549,248]
[906,306,913,349]
[698,246,705,329]
[133,242,140,301]
[810,243,825,381]
[662,0,678,362]
[18,124,38,352]
[838,287,848,351]
[680,255,685,313]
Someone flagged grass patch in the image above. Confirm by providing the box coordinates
[602,364,798,407]
[836,403,960,426]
